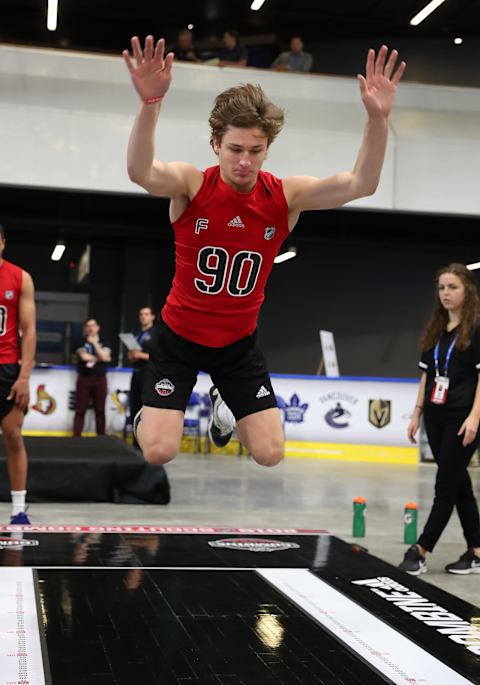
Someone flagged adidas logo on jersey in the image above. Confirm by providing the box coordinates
[256,385,271,399]
[227,215,245,228]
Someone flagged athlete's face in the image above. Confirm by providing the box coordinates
[214,126,269,192]
[0,237,5,259]
[438,272,466,314]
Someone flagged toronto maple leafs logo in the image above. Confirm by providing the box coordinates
[278,393,309,423]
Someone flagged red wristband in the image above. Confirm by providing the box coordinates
[143,95,164,105]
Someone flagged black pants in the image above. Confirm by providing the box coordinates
[417,407,480,552]
[73,375,107,436]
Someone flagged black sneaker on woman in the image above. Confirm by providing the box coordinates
[398,545,427,575]
[445,549,480,574]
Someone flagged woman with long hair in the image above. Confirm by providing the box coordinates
[400,263,480,575]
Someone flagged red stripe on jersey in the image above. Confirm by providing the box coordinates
[0,260,23,363]
[162,166,289,347]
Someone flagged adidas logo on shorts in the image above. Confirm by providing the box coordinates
[256,385,271,399]
[227,215,245,228]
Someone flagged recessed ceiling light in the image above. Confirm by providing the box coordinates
[453,37,463,45]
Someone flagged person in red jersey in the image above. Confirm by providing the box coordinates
[122,36,405,466]
[0,225,36,523]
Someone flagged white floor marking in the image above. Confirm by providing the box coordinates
[257,568,474,685]
[0,568,46,685]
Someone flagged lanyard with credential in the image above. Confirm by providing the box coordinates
[433,333,458,378]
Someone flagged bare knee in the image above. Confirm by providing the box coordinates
[251,445,284,468]
[142,442,178,465]
[3,428,23,452]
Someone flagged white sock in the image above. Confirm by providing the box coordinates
[11,490,26,517]
[217,402,235,433]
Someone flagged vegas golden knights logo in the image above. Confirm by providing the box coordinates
[368,399,391,428]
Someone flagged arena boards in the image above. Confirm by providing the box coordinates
[0,526,479,684]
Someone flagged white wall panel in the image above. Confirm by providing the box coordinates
[1,45,479,215]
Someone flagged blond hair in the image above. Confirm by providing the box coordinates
[209,83,284,147]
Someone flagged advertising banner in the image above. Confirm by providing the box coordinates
[23,368,418,450]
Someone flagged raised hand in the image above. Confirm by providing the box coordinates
[357,45,406,119]
[122,35,174,102]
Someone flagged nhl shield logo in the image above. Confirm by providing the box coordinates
[264,227,276,240]
[368,399,391,428]
[155,379,175,396]
[4,291,13,300]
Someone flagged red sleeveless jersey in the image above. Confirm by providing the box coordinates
[162,166,290,347]
[0,259,23,363]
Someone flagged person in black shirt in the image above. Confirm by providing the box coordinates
[170,29,201,63]
[128,306,156,441]
[218,30,248,67]
[73,318,112,437]
[400,263,480,575]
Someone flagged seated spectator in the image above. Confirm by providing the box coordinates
[271,35,313,73]
[171,28,202,63]
[218,30,248,67]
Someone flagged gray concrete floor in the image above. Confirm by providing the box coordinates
[2,454,479,607]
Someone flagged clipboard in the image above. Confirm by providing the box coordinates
[118,332,142,351]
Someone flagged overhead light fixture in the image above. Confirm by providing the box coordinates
[47,0,58,31]
[274,246,297,264]
[187,24,194,30]
[410,0,446,26]
[251,0,266,11]
[467,262,480,271]
[453,37,463,45]
[51,242,66,262]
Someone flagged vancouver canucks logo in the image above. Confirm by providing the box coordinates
[264,226,276,240]
[325,402,351,428]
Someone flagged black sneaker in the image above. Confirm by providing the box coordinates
[133,408,143,442]
[398,545,427,575]
[207,386,234,448]
[445,549,480,575]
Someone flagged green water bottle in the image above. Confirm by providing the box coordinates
[404,501,418,544]
[353,496,366,537]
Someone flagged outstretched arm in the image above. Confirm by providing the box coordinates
[123,35,201,198]
[284,45,406,214]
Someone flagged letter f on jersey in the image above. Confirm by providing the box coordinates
[195,218,209,235]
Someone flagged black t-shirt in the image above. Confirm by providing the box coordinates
[219,45,248,63]
[76,338,111,378]
[171,45,201,62]
[419,321,480,409]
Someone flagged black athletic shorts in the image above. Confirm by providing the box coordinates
[0,363,20,422]
[142,318,277,421]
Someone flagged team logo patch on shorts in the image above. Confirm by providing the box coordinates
[155,378,175,396]
[208,538,300,553]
